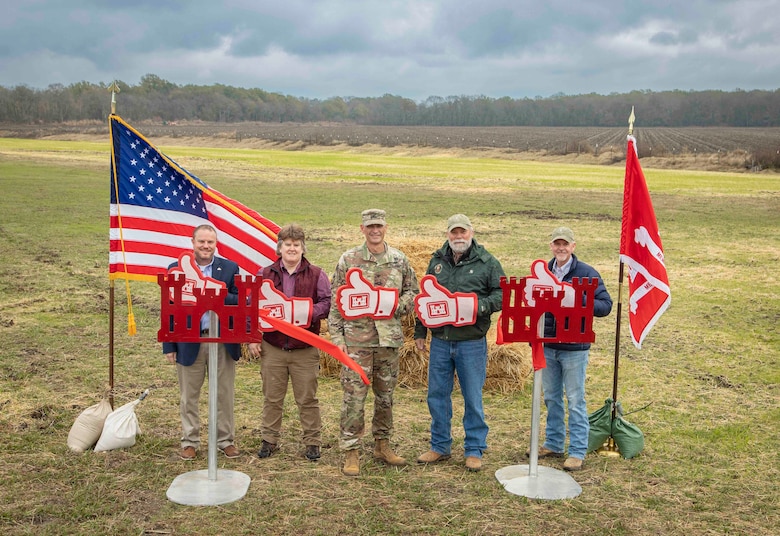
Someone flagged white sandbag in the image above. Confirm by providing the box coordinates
[67,398,113,453]
[94,398,142,452]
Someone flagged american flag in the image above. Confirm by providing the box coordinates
[109,115,279,282]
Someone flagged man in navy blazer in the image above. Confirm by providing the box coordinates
[163,224,242,460]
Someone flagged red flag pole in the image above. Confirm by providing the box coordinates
[611,261,625,419]
[611,106,636,417]
[598,108,636,457]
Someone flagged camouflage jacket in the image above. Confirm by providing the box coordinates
[328,242,419,348]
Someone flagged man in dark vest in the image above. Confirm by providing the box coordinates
[248,224,332,461]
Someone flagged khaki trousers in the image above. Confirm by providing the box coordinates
[260,340,322,446]
[177,343,236,450]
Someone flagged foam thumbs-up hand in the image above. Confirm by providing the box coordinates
[257,280,313,331]
[523,259,575,307]
[168,253,226,304]
[414,275,478,328]
[336,267,399,320]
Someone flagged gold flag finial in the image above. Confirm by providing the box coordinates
[628,106,635,136]
[108,81,120,114]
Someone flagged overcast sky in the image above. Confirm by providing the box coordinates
[1,0,778,102]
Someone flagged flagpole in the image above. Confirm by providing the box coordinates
[107,81,120,409]
[611,107,635,416]
[109,281,115,409]
[611,261,625,417]
[598,108,636,457]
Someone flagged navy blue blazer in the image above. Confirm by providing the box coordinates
[161,256,242,366]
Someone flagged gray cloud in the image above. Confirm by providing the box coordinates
[0,0,777,101]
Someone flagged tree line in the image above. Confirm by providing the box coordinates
[1,73,778,127]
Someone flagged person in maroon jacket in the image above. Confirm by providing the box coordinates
[248,224,332,461]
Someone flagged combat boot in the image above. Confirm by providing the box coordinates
[374,439,407,466]
[342,449,360,476]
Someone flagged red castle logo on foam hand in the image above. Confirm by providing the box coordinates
[157,256,263,344]
[499,260,597,369]
[337,267,399,320]
[257,279,313,331]
[415,274,478,328]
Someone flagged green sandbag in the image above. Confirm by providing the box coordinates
[587,398,613,453]
[611,416,644,459]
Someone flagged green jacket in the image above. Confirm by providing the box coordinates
[414,239,505,342]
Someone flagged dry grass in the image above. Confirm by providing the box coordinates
[0,135,778,536]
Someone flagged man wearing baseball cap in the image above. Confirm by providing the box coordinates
[328,209,419,476]
[535,226,612,472]
[414,214,505,472]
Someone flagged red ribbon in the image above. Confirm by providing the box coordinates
[257,309,370,385]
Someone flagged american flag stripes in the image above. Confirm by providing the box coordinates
[109,115,279,282]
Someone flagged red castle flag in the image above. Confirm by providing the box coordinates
[620,135,671,348]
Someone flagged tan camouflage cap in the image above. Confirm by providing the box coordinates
[362,209,387,226]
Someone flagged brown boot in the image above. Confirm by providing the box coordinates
[342,449,360,477]
[374,439,407,466]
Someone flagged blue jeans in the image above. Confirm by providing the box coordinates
[427,337,488,458]
[542,347,590,459]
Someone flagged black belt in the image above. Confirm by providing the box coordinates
[200,329,210,335]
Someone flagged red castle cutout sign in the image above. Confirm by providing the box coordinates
[499,260,598,370]
[157,253,369,384]
[157,268,263,344]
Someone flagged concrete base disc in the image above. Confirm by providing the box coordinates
[166,469,251,506]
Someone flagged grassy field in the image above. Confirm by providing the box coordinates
[0,136,778,535]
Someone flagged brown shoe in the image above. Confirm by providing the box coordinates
[563,457,584,471]
[342,449,360,477]
[180,446,196,460]
[416,450,451,464]
[220,445,241,458]
[465,456,482,472]
[374,439,407,466]
[526,446,564,458]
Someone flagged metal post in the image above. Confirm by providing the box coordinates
[495,344,582,500]
[166,312,250,505]
[207,313,218,480]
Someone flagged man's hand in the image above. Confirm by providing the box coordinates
[414,275,477,328]
[336,267,399,320]
[257,280,313,330]
[168,253,226,304]
[524,260,575,308]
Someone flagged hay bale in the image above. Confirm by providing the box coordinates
[485,333,533,393]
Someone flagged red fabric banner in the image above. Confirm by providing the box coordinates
[620,136,671,348]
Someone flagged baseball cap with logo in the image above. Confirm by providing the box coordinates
[447,214,472,232]
[550,226,575,243]
[362,209,387,226]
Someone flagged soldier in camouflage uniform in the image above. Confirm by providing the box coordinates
[328,209,419,476]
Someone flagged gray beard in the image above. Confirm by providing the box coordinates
[448,238,472,254]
